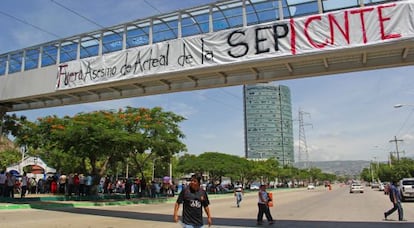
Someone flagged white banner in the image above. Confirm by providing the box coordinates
[56,1,414,90]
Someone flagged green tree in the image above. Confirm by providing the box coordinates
[1,114,27,138]
[0,148,21,170]
[14,106,186,193]
[120,107,187,180]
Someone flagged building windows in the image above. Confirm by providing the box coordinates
[244,83,294,165]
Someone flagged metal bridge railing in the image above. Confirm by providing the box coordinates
[0,0,393,77]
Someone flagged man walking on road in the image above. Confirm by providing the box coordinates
[234,182,244,208]
[384,180,404,221]
[173,174,212,227]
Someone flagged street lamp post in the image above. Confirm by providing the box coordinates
[392,104,412,161]
[20,145,27,174]
[152,158,159,181]
[152,157,172,183]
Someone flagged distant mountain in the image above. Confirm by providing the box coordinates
[294,160,372,177]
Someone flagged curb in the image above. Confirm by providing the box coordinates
[0,187,299,210]
[0,197,168,210]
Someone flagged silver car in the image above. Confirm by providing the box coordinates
[350,182,364,193]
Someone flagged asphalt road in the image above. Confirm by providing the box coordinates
[0,184,413,228]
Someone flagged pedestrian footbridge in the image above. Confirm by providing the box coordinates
[1,0,414,114]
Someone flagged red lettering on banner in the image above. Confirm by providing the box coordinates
[328,11,350,45]
[351,7,374,44]
[378,3,401,40]
[304,15,328,49]
[290,18,296,55]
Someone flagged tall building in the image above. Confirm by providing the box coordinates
[243,84,294,165]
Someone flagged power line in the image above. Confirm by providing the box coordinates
[0,10,61,38]
[195,91,240,111]
[50,0,105,29]
[143,0,163,14]
[393,107,414,137]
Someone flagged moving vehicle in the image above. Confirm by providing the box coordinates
[399,178,414,202]
[350,182,364,193]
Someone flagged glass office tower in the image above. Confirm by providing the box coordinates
[244,84,294,165]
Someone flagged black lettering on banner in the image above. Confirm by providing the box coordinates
[133,44,170,73]
[133,51,143,73]
[120,52,132,75]
[272,23,289,51]
[255,24,289,54]
[227,30,249,58]
[178,43,193,66]
[57,64,86,87]
[85,61,117,80]
[201,38,214,64]
[255,26,272,54]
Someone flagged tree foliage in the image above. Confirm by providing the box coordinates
[175,152,335,186]
[13,106,186,186]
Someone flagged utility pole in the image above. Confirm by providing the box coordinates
[389,136,403,161]
[298,108,312,169]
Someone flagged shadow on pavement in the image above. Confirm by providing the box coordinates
[32,206,414,228]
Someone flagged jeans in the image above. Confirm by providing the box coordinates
[235,192,243,207]
[385,201,404,220]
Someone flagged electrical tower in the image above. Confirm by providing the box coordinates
[298,108,312,169]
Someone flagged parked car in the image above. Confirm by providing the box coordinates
[379,183,385,191]
[399,178,414,202]
[371,182,380,189]
[307,183,315,190]
[250,182,261,190]
[350,182,364,193]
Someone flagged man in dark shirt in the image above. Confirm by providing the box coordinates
[384,180,404,221]
[173,175,212,227]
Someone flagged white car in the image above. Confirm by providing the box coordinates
[250,183,261,190]
[399,178,414,201]
[350,182,364,193]
[307,184,315,190]
[379,183,385,191]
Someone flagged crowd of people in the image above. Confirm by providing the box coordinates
[0,169,179,200]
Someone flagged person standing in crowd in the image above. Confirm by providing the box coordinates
[85,174,93,196]
[257,184,274,226]
[173,174,212,227]
[6,172,16,198]
[0,170,6,197]
[58,173,67,194]
[20,172,28,198]
[125,178,132,200]
[384,180,404,221]
[234,182,244,208]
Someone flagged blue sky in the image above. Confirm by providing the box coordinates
[1,0,414,162]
